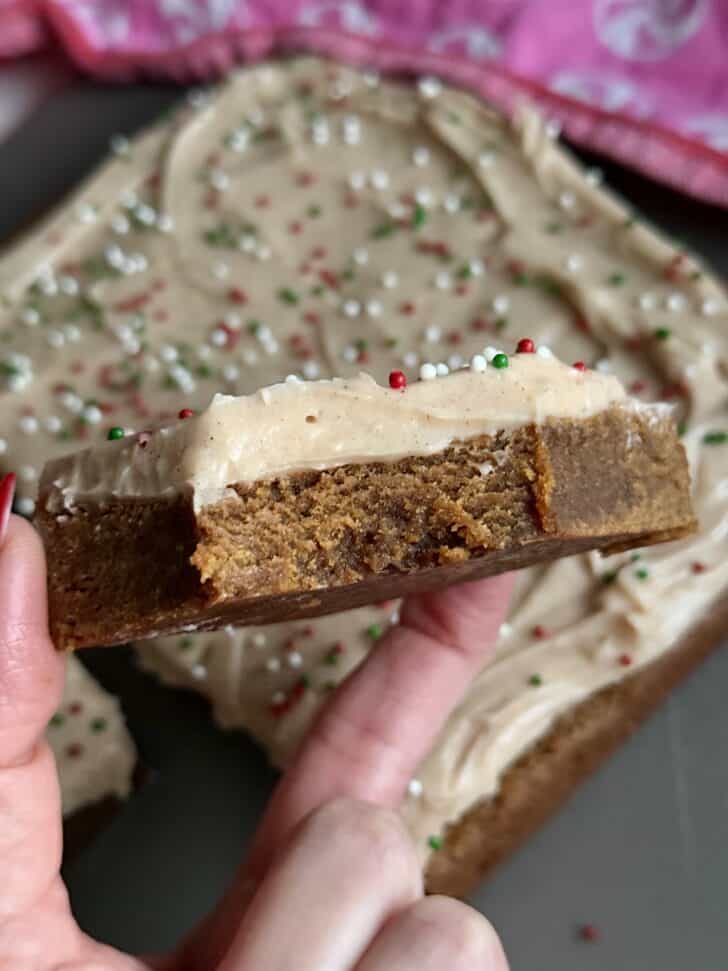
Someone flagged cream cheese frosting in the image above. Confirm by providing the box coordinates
[1,57,726,859]
[41,355,635,510]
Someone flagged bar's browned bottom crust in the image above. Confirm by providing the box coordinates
[37,407,695,650]
[425,596,728,897]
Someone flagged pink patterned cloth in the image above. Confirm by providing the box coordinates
[3,1,728,207]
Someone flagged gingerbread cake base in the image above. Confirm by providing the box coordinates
[425,596,728,897]
[37,406,694,651]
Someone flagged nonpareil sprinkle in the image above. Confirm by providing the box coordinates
[107,426,124,440]
[428,835,443,851]
[366,623,383,640]
[492,352,509,369]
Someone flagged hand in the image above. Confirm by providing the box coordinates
[0,474,512,970]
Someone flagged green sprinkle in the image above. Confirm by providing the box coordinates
[635,567,649,580]
[307,204,322,218]
[370,222,396,239]
[0,361,20,378]
[512,272,529,286]
[323,680,338,692]
[601,570,618,585]
[456,263,472,279]
[528,674,543,687]
[278,287,299,305]
[196,364,212,378]
[492,353,509,370]
[384,337,398,349]
[677,421,688,437]
[690,270,703,281]
[324,648,340,666]
[49,713,65,728]
[310,284,325,297]
[607,272,626,286]
[354,338,368,352]
[107,426,124,441]
[654,327,671,340]
[494,317,508,332]
[703,431,727,445]
[246,319,261,334]
[90,717,108,733]
[412,203,427,230]
[341,268,355,281]
[428,835,443,851]
[535,275,562,297]
[366,623,383,640]
[545,221,562,234]
[630,552,641,562]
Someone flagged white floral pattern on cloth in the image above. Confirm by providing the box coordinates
[680,113,728,151]
[593,0,710,62]
[550,69,654,118]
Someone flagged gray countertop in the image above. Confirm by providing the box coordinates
[2,77,727,971]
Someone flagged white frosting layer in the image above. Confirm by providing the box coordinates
[43,354,632,509]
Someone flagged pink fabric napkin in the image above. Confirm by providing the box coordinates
[2,1,728,208]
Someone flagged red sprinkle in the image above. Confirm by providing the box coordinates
[254,194,270,208]
[178,408,195,420]
[357,350,370,364]
[296,170,317,187]
[516,338,535,354]
[319,269,339,290]
[579,925,600,943]
[574,316,591,334]
[629,380,647,394]
[389,370,407,390]
[66,743,84,759]
[471,318,491,333]
[455,283,469,296]
[572,361,587,372]
[228,287,247,304]
[311,246,327,260]
[288,221,303,235]
[691,561,707,574]
[204,190,219,210]
[113,291,151,313]
[532,625,548,639]
[303,311,321,325]
[400,301,416,315]
[619,654,632,667]
[447,330,462,345]
[68,702,83,715]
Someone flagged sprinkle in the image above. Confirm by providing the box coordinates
[483,346,498,362]
[585,167,603,186]
[412,146,430,167]
[402,351,418,368]
[287,651,303,668]
[443,193,461,213]
[701,297,720,316]
[370,169,389,190]
[436,363,449,376]
[18,415,38,434]
[266,657,281,673]
[532,625,548,639]
[428,835,443,851]
[492,352,509,370]
[536,345,553,359]
[558,190,576,210]
[572,361,587,372]
[492,294,510,315]
[703,431,727,445]
[579,924,600,942]
[107,426,124,440]
[619,654,632,666]
[516,338,535,354]
[367,623,383,640]
[447,353,464,370]
[389,370,407,390]
[178,408,195,420]
[529,674,543,686]
[607,272,625,286]
[412,203,427,229]
[425,324,442,343]
[418,76,442,99]
[635,567,649,580]
[692,561,707,573]
[565,253,583,273]
[21,307,40,326]
[408,778,424,797]
[420,362,437,381]
[371,222,396,239]
[478,150,496,168]
[348,170,366,191]
[435,270,452,290]
[545,119,561,139]
[278,287,299,305]
[76,202,97,224]
[470,354,487,372]
[381,271,399,289]
[666,292,686,312]
[638,292,657,311]
[16,496,35,516]
[82,404,102,424]
[342,299,361,318]
[654,327,671,340]
[352,246,369,265]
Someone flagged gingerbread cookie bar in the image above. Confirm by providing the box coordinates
[36,353,694,650]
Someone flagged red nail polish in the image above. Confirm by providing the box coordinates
[0,473,17,547]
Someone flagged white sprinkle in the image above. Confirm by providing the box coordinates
[76,202,97,224]
[471,354,487,372]
[82,404,103,424]
[59,274,79,295]
[418,76,442,99]
[0,439,6,455]
[415,187,433,207]
[271,690,286,706]
[666,292,686,312]
[7,374,29,392]
[443,193,461,213]
[559,190,576,210]
[342,345,358,363]
[105,243,125,268]
[419,362,437,381]
[16,496,35,516]
[287,651,303,668]
[585,167,603,187]
[366,299,383,318]
[131,252,148,273]
[239,234,257,253]
[402,351,419,368]
[303,360,320,379]
[448,354,464,370]
[224,312,242,331]
[212,261,229,280]
[545,119,562,139]
[39,276,58,296]
[246,106,265,126]
[330,77,353,100]
[229,127,250,152]
[242,348,259,366]
[342,114,361,145]
[19,465,36,481]
[285,373,301,383]
[435,270,452,290]
[639,292,657,311]
[157,214,174,233]
[110,133,130,156]
[381,271,399,289]
[342,299,361,318]
[388,202,407,219]
[223,364,239,383]
[492,295,510,315]
[121,190,138,209]
[44,416,62,433]
[46,329,64,349]
[469,259,484,276]
[499,622,513,638]
[537,345,553,359]
[408,778,424,797]
[363,69,380,87]
[436,362,449,376]
[256,244,272,261]
[263,338,279,356]
[352,246,369,265]
[187,88,209,109]
[158,344,178,363]
[111,214,130,235]
[143,355,160,373]
[61,392,83,414]
[478,149,496,168]
[595,358,612,373]
[370,169,389,190]
[21,307,40,326]
[311,118,330,145]
[191,664,207,681]
[412,146,430,167]
[209,169,229,192]
[256,325,273,343]
[484,346,498,362]
[425,324,442,343]
[252,632,267,648]
[701,297,720,316]
[210,329,227,347]
[135,203,157,225]
[565,253,583,273]
[348,170,366,191]
[18,415,38,434]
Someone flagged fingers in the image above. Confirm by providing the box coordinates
[218,799,421,971]
[354,896,509,971]
[0,512,66,915]
[247,573,514,876]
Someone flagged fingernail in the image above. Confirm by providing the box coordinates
[0,473,17,548]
